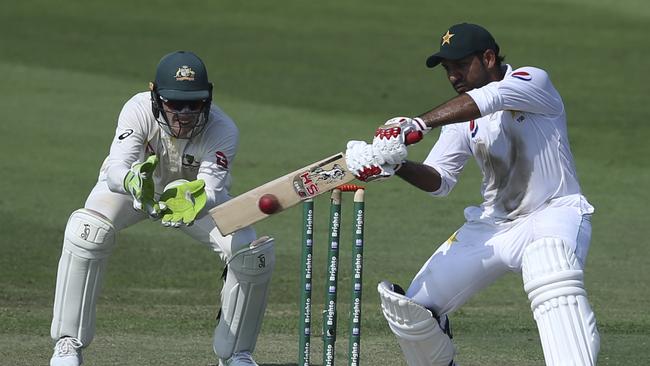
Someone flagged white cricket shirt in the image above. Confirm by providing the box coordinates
[97,92,239,207]
[423,65,592,221]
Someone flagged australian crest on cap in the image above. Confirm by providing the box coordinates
[175,66,196,81]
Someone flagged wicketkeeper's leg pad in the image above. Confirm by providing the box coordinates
[523,237,599,366]
[377,281,455,366]
[213,236,275,360]
[51,209,116,346]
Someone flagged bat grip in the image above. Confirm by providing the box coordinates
[405,130,423,145]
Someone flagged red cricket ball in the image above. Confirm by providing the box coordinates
[258,194,281,214]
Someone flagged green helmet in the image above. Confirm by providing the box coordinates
[150,51,213,139]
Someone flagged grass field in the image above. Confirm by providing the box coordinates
[1,0,649,365]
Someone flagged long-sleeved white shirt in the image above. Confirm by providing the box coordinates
[97,92,238,208]
[423,65,593,221]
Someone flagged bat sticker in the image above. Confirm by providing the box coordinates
[293,171,318,198]
[292,159,348,198]
[314,164,346,182]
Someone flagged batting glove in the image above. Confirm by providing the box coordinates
[124,155,160,218]
[159,179,207,227]
[345,140,398,182]
[373,117,430,165]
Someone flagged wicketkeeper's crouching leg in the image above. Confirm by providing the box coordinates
[378,281,456,366]
[50,209,117,366]
[213,235,275,366]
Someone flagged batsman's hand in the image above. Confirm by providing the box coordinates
[124,155,160,218]
[345,140,398,182]
[373,117,430,165]
[159,179,207,227]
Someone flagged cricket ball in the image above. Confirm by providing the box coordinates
[258,194,281,214]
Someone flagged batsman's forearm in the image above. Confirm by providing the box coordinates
[418,93,481,129]
[396,161,442,193]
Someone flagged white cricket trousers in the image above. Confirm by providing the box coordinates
[406,193,594,315]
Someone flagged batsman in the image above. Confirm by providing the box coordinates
[345,23,600,365]
[49,51,274,366]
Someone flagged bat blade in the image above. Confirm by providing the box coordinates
[209,153,353,235]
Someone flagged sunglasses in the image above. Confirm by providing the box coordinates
[162,99,206,111]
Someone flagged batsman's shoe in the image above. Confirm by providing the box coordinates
[50,337,83,366]
[218,351,258,366]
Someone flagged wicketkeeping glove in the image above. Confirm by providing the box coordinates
[345,140,398,182]
[158,179,207,227]
[373,117,430,165]
[124,155,160,218]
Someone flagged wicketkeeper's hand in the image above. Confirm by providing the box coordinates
[373,117,430,165]
[124,155,160,218]
[345,140,399,182]
[159,179,207,227]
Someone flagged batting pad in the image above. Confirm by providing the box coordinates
[377,281,455,366]
[523,238,599,366]
[51,209,116,346]
[213,236,275,360]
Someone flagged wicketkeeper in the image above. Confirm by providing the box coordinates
[50,51,274,366]
[345,23,600,366]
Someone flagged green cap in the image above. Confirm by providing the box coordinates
[154,51,211,101]
[426,23,499,68]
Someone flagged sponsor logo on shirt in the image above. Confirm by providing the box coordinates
[469,119,478,138]
[511,71,532,81]
[510,111,526,123]
[215,151,229,170]
[118,129,134,140]
[182,154,200,170]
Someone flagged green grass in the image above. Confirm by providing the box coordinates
[1,0,649,365]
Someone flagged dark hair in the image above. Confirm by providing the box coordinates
[496,54,505,67]
[474,49,505,68]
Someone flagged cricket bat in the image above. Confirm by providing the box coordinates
[209,131,423,235]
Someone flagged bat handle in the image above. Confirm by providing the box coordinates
[405,130,423,145]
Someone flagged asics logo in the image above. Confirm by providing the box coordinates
[118,129,134,140]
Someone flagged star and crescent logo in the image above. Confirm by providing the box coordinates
[445,230,459,245]
[441,30,454,46]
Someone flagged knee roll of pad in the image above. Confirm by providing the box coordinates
[377,281,455,366]
[51,209,116,346]
[62,209,116,258]
[227,236,275,280]
[522,238,599,366]
[213,236,275,359]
